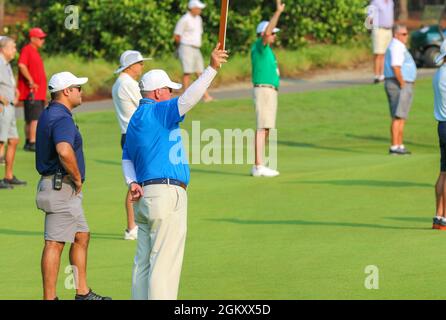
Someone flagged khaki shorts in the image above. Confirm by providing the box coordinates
[254,87,278,129]
[0,105,19,142]
[178,44,204,74]
[372,28,392,54]
[36,178,89,243]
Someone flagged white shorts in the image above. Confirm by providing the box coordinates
[253,87,278,129]
[372,28,392,54]
[178,44,204,74]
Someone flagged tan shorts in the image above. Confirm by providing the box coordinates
[254,87,278,129]
[36,178,89,243]
[178,44,204,74]
[372,28,392,54]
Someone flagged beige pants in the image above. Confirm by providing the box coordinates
[131,184,188,300]
[254,87,278,129]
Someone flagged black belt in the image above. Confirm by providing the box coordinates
[140,178,187,191]
[254,84,278,91]
[385,78,415,84]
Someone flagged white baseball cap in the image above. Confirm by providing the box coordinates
[115,50,152,74]
[48,72,88,93]
[139,69,182,92]
[188,0,206,9]
[435,40,446,65]
[256,21,280,35]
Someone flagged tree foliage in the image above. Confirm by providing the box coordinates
[11,0,369,61]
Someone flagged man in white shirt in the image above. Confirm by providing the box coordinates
[112,50,151,240]
[174,0,213,102]
[383,24,417,155]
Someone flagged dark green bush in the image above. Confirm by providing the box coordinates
[10,0,369,61]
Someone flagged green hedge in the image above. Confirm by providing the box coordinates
[10,0,369,61]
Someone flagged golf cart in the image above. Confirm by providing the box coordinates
[410,3,446,68]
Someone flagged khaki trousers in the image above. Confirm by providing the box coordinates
[131,184,188,300]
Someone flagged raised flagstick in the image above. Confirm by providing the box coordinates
[218,0,229,50]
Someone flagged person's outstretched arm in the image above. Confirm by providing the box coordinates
[178,43,228,116]
[263,0,285,44]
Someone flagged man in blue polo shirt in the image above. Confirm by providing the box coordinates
[432,40,446,230]
[122,43,228,300]
[384,24,417,155]
[35,72,110,300]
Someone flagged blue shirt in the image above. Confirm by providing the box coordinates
[122,97,190,185]
[36,102,86,181]
[434,65,446,122]
[384,38,417,82]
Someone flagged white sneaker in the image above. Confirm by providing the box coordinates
[124,226,138,240]
[251,165,280,177]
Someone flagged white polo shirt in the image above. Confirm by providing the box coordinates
[112,72,141,134]
[174,12,203,48]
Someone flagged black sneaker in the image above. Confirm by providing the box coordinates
[75,289,112,300]
[374,78,380,84]
[0,180,13,189]
[27,143,36,152]
[3,176,27,186]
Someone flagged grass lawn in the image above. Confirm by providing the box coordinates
[0,76,443,300]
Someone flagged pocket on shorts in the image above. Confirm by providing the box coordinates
[36,180,75,213]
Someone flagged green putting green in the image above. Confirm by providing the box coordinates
[0,77,443,299]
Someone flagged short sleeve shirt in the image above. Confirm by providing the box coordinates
[111,73,142,134]
[122,97,190,185]
[0,55,16,102]
[174,12,203,48]
[18,44,47,101]
[251,38,280,89]
[36,102,86,181]
[384,38,417,82]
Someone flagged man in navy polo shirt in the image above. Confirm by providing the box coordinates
[35,72,110,300]
[122,43,228,300]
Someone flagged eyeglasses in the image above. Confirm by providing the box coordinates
[399,33,408,36]
[162,87,173,93]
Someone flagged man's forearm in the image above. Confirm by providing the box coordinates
[58,150,82,183]
[122,159,137,186]
[265,10,282,35]
[18,64,34,84]
[393,67,405,87]
[178,66,218,116]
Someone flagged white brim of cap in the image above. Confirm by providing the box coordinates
[166,81,182,90]
[114,58,152,74]
[189,4,206,9]
[49,77,89,93]
[435,52,446,65]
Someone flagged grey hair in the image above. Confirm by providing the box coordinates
[393,24,407,36]
[0,36,15,49]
